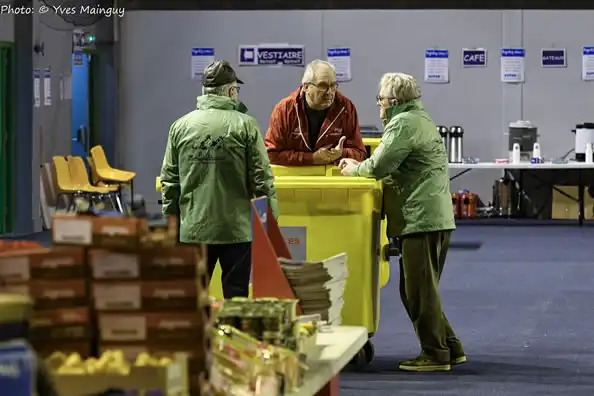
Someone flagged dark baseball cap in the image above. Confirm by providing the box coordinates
[202,60,244,87]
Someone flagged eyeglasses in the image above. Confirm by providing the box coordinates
[376,95,395,106]
[233,86,241,93]
[310,82,339,92]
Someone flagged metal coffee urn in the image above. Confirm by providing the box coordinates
[573,123,594,162]
[448,126,464,163]
[437,125,449,152]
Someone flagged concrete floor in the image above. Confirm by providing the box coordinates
[341,226,594,396]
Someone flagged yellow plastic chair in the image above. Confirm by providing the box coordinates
[90,145,136,196]
[53,156,108,211]
[86,156,100,185]
[67,156,117,193]
[88,156,121,189]
[65,156,124,212]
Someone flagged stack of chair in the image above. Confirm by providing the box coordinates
[52,156,122,212]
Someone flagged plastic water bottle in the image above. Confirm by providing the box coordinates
[532,143,541,159]
[586,143,593,164]
[512,143,521,164]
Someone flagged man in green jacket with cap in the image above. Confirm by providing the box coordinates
[160,60,278,299]
[339,72,464,372]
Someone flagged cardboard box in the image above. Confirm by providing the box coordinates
[88,245,206,281]
[98,312,206,343]
[88,249,141,280]
[190,373,208,395]
[49,353,189,396]
[0,247,85,283]
[551,186,594,220]
[30,307,92,342]
[33,341,92,358]
[0,279,87,310]
[93,280,205,312]
[51,214,178,248]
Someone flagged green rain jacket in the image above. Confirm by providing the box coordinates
[353,99,455,237]
[160,95,278,244]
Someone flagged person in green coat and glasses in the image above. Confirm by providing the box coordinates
[339,73,465,372]
[160,60,278,299]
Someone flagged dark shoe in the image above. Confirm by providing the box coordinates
[451,355,467,365]
[398,357,451,372]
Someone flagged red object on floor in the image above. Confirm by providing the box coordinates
[251,203,302,314]
[316,376,340,396]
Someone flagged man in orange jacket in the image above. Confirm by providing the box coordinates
[265,60,367,166]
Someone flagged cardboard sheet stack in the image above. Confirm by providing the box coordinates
[279,253,348,325]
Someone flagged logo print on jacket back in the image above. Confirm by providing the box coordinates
[192,135,226,163]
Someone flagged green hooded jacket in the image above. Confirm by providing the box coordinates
[160,95,278,244]
[354,99,455,237]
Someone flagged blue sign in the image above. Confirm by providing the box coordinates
[0,341,35,396]
[327,48,350,57]
[425,49,448,59]
[583,47,594,80]
[462,49,487,67]
[541,49,566,68]
[73,51,84,66]
[501,48,525,58]
[191,48,214,57]
[239,45,305,66]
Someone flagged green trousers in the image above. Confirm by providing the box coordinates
[399,230,464,362]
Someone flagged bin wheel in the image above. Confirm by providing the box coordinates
[382,244,400,261]
[350,341,375,369]
[381,245,390,262]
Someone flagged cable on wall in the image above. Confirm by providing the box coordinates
[39,0,106,27]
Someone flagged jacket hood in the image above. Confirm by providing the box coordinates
[385,98,424,121]
[196,94,239,111]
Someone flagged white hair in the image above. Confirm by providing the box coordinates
[201,82,236,97]
[379,73,422,104]
[301,60,336,85]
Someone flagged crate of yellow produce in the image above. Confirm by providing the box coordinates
[273,175,382,364]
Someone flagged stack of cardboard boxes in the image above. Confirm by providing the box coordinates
[0,247,91,357]
[91,245,211,393]
[0,213,212,395]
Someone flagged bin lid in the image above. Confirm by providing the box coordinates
[273,176,380,190]
[271,165,327,177]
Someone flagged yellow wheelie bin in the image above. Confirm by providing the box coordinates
[273,175,382,364]
[271,165,391,290]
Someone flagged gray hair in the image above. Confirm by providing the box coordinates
[301,60,336,85]
[201,82,236,97]
[379,73,422,104]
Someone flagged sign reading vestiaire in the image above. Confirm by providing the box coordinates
[239,44,305,67]
[462,48,487,67]
[541,48,566,68]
